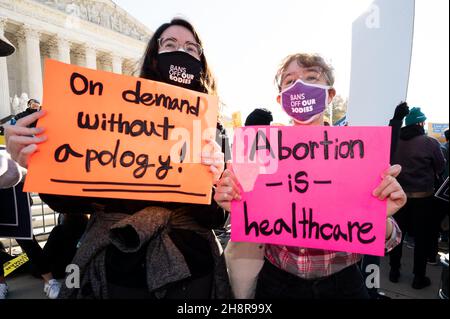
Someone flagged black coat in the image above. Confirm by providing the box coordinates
[39,124,232,298]
[393,125,446,193]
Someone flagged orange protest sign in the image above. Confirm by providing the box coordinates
[24,59,219,204]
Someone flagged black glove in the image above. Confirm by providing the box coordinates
[393,101,409,121]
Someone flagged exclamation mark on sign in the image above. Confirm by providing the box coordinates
[178,142,187,173]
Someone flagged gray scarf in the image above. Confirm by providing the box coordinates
[59,205,230,299]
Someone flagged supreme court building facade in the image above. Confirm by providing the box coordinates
[0,0,153,119]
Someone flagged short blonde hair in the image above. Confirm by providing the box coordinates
[275,53,335,91]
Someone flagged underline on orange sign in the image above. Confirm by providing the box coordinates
[81,188,207,197]
[50,178,181,188]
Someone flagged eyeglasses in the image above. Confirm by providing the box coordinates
[158,37,203,60]
[279,67,330,89]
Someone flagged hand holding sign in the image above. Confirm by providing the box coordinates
[214,161,242,212]
[201,138,225,183]
[5,111,47,168]
[372,164,406,217]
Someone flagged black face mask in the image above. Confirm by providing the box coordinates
[157,51,203,92]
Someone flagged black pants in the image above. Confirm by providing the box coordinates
[429,197,449,260]
[16,236,51,276]
[107,272,213,299]
[359,255,381,298]
[389,196,434,277]
[42,225,81,279]
[255,259,369,299]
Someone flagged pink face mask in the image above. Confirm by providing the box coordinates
[280,79,330,124]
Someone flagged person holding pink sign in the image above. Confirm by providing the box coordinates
[215,53,406,299]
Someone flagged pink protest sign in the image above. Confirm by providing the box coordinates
[231,125,391,256]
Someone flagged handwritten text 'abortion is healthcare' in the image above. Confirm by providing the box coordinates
[231,125,391,255]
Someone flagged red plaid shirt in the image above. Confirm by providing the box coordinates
[265,217,402,279]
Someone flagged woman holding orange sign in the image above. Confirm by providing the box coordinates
[5,18,231,299]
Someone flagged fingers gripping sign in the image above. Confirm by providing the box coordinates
[214,161,242,212]
[372,164,406,217]
[201,138,225,183]
[5,110,47,168]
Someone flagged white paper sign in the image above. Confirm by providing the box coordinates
[347,0,415,126]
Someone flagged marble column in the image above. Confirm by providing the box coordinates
[122,59,137,76]
[43,40,58,61]
[97,52,112,72]
[71,50,85,67]
[16,35,29,97]
[0,18,11,118]
[55,37,71,63]
[22,26,43,102]
[97,54,111,72]
[85,44,97,69]
[112,54,122,74]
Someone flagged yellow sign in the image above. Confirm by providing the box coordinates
[232,111,242,128]
[428,123,449,143]
[3,253,29,277]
